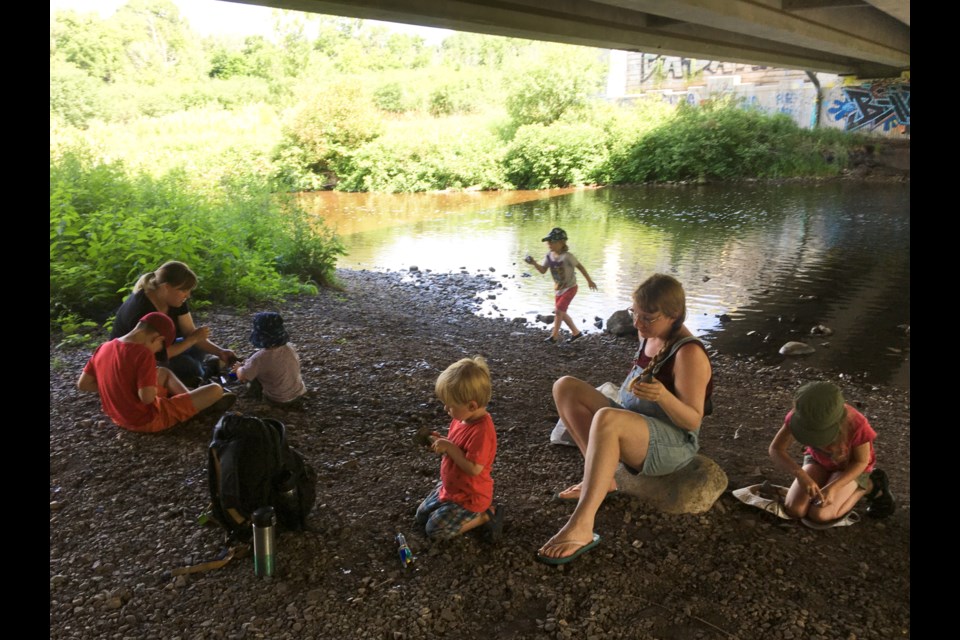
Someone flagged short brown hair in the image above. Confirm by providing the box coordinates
[435,356,492,408]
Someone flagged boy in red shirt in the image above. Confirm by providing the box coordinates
[77,312,235,433]
[415,356,503,543]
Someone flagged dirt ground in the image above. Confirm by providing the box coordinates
[50,267,910,640]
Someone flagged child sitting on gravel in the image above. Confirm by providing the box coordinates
[768,381,895,523]
[415,356,503,543]
[77,312,236,433]
[232,312,306,406]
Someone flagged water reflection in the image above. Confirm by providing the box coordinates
[300,182,909,389]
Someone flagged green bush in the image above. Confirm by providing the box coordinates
[609,98,862,183]
[335,118,509,192]
[50,150,344,329]
[503,121,609,189]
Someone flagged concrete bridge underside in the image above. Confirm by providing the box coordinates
[225,0,909,78]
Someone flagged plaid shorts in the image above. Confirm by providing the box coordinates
[415,483,486,540]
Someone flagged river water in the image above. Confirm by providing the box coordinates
[299,181,910,390]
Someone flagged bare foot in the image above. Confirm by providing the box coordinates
[556,482,618,501]
[538,530,599,560]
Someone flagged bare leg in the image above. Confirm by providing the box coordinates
[539,408,651,560]
[806,470,867,522]
[783,463,830,519]
[559,310,580,336]
[188,383,225,412]
[459,509,492,534]
[552,376,613,455]
[551,313,562,340]
[157,367,189,396]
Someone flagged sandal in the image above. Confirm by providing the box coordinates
[481,504,505,544]
[865,469,896,518]
[536,533,601,565]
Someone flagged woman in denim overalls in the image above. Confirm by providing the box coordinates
[537,274,713,564]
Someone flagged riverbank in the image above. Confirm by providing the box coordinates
[50,268,910,639]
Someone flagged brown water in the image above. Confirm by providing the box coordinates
[300,182,910,390]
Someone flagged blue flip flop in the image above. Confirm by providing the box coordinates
[536,533,601,565]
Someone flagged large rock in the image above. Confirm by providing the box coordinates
[606,310,635,336]
[614,454,728,514]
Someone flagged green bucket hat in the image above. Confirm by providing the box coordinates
[789,381,846,447]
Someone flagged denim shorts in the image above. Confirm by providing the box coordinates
[609,399,699,476]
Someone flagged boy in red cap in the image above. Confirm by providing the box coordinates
[77,312,236,433]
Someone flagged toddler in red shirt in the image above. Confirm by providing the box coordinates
[415,356,503,542]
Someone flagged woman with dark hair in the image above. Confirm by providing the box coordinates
[537,273,713,564]
[110,261,237,386]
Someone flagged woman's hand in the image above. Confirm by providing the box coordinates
[188,325,210,345]
[629,377,664,403]
[220,348,238,365]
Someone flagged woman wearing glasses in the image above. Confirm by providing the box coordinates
[537,273,714,564]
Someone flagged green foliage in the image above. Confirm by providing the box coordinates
[335,118,509,192]
[50,61,106,128]
[277,80,384,184]
[503,121,609,189]
[608,98,861,183]
[50,150,344,329]
[373,81,415,113]
[504,45,606,129]
[428,81,483,117]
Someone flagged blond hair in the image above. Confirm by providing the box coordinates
[133,261,198,294]
[435,356,492,408]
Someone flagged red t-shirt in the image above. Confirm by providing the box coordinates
[786,404,877,473]
[83,339,160,430]
[438,413,496,513]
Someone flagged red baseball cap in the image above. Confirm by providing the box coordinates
[139,312,176,347]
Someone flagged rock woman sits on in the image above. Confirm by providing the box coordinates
[110,261,237,387]
[537,273,713,564]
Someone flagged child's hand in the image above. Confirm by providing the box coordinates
[524,255,535,265]
[430,436,453,456]
[587,278,598,291]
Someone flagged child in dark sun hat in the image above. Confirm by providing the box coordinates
[767,381,895,523]
[232,312,306,406]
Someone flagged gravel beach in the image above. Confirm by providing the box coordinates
[50,268,910,640]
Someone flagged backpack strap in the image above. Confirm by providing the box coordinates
[653,336,704,374]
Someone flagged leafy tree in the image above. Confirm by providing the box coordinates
[111,0,206,82]
[50,10,126,82]
[504,44,606,128]
[279,80,384,180]
[50,61,106,128]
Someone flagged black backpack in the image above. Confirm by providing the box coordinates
[207,412,318,542]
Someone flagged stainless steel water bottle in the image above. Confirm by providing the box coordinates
[252,506,277,577]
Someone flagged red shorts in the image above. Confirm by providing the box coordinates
[124,386,198,433]
[554,286,578,313]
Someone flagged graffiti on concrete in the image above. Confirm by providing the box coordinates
[827,81,910,133]
[634,53,767,84]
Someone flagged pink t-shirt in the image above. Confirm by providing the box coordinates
[786,404,877,473]
[438,413,496,513]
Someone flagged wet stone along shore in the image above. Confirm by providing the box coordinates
[50,268,910,640]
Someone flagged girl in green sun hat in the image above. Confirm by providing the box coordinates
[768,381,895,523]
